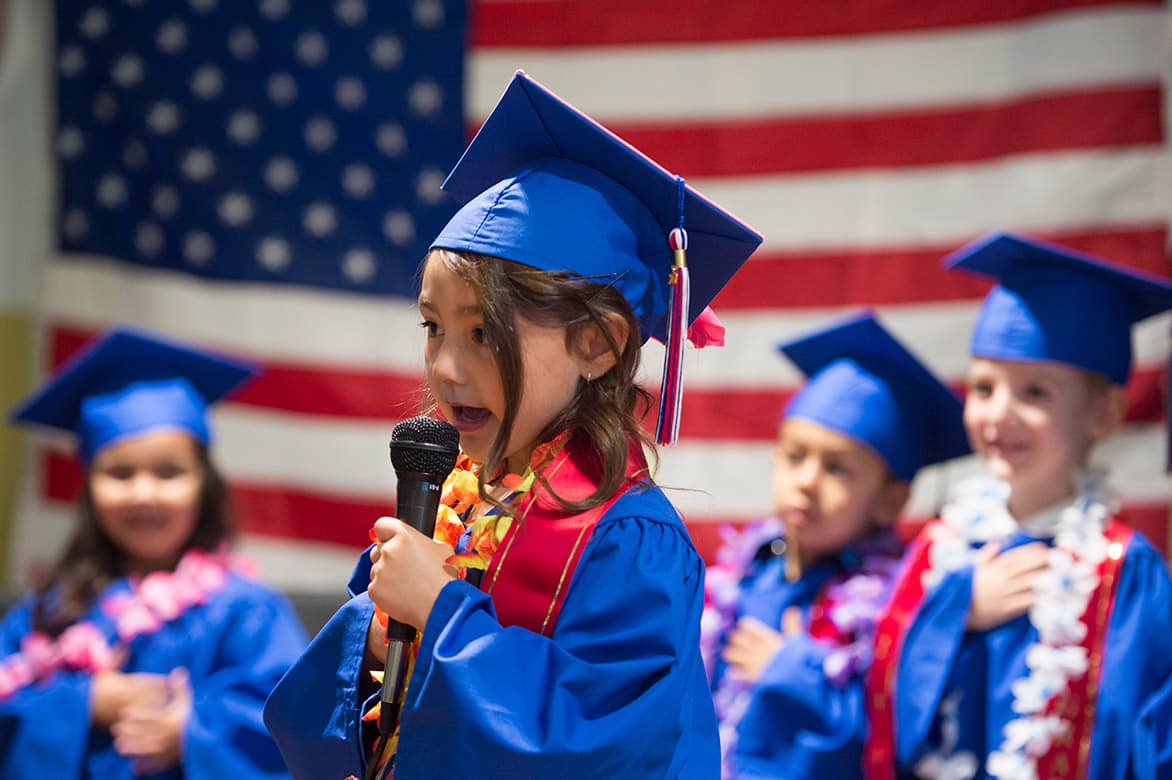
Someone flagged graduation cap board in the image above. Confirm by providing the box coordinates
[431,71,764,443]
[945,231,1172,385]
[779,311,970,481]
[10,328,256,463]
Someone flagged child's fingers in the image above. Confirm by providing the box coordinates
[720,639,749,668]
[998,542,1049,573]
[998,592,1036,621]
[724,624,766,655]
[780,606,803,636]
[167,667,192,707]
[733,616,776,639]
[974,542,1001,566]
[371,516,412,545]
[111,718,162,757]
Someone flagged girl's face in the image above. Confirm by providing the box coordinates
[964,358,1118,517]
[772,418,904,566]
[89,429,203,572]
[420,258,584,474]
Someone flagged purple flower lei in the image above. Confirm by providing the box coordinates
[817,529,903,686]
[701,520,904,776]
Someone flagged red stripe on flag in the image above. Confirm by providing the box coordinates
[471,0,1157,46]
[587,87,1165,177]
[673,366,1164,441]
[714,226,1170,310]
[231,482,384,549]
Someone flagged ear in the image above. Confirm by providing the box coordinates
[574,312,629,381]
[871,479,911,528]
[1088,384,1127,442]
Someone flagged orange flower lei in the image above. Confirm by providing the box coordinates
[356,450,539,779]
[434,452,536,574]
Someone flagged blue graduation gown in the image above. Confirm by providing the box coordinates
[264,483,719,778]
[1134,669,1172,779]
[887,528,1172,779]
[0,573,307,779]
[713,540,890,779]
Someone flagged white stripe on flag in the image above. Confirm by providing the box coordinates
[40,259,1172,387]
[695,149,1168,250]
[468,7,1167,120]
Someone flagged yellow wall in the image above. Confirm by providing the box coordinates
[0,312,31,581]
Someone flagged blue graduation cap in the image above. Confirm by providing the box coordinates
[9,327,257,464]
[945,231,1172,385]
[779,312,970,481]
[431,71,763,443]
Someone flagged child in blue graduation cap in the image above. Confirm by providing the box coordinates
[2,328,307,779]
[701,312,969,779]
[263,71,762,779]
[866,232,1172,780]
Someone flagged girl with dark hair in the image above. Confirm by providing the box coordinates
[1,328,306,779]
[263,72,762,779]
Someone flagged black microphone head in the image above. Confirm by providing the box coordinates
[390,416,460,480]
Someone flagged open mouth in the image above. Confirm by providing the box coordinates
[449,405,492,428]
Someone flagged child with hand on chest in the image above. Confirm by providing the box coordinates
[866,232,1172,780]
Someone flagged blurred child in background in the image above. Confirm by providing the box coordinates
[866,232,1172,780]
[704,311,969,778]
[1,328,306,779]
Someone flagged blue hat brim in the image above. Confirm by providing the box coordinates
[778,311,970,478]
[10,327,257,436]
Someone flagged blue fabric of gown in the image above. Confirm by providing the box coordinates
[0,573,307,779]
[888,528,1172,779]
[264,483,719,779]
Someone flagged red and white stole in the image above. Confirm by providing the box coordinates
[863,517,1131,780]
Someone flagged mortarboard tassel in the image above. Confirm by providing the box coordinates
[656,177,690,445]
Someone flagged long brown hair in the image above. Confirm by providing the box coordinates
[426,249,657,513]
[31,443,236,636]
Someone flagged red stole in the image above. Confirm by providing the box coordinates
[483,436,648,636]
[863,518,1132,780]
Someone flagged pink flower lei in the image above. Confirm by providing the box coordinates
[701,519,903,778]
[0,547,244,700]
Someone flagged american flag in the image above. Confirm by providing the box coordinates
[10,0,1170,590]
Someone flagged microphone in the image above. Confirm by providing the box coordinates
[379,415,460,738]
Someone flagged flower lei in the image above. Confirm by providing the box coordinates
[700,518,785,777]
[358,450,538,779]
[700,519,902,778]
[0,548,240,700]
[914,472,1115,780]
[435,452,536,574]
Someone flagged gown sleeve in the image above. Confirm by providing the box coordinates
[183,578,308,779]
[1135,673,1172,780]
[266,490,718,780]
[264,592,377,779]
[1092,535,1172,780]
[0,597,93,778]
[396,508,716,779]
[889,564,975,769]
[733,633,867,779]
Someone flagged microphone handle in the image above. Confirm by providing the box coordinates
[378,475,443,737]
